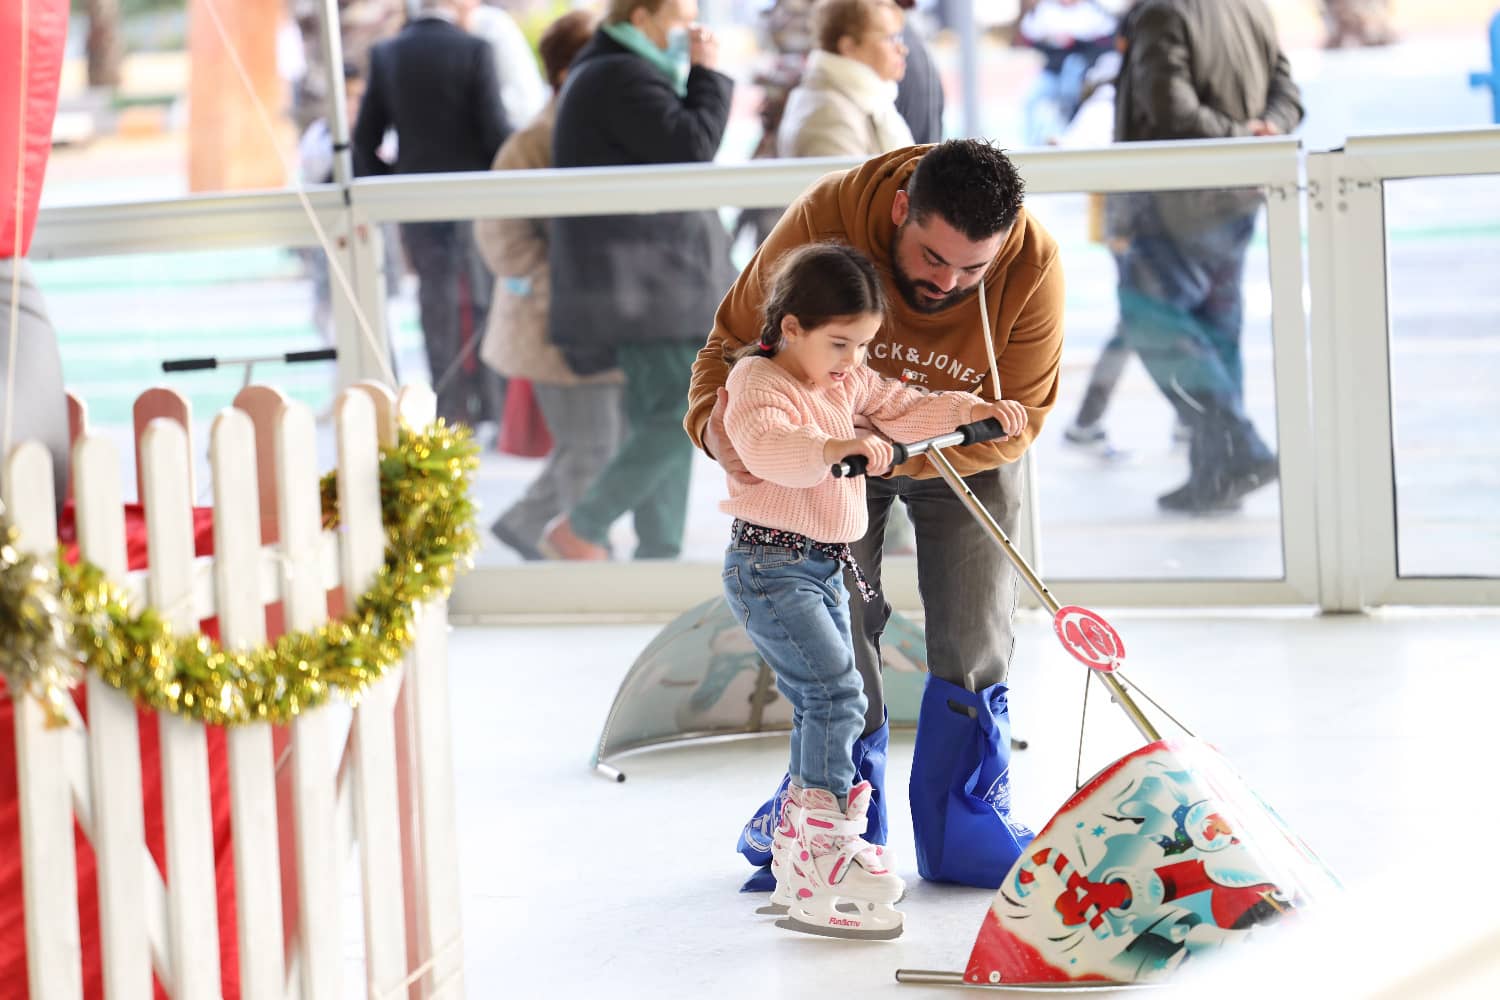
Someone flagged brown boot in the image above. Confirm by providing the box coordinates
[540,516,609,561]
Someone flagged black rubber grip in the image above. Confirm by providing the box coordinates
[832,454,869,478]
[161,358,217,372]
[959,417,1008,445]
[285,348,337,364]
[831,442,909,478]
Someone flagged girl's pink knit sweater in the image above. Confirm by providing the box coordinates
[721,356,982,543]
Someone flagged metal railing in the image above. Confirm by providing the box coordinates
[30,129,1500,614]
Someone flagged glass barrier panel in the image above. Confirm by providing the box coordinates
[1025,187,1285,580]
[29,243,422,501]
[1384,175,1500,578]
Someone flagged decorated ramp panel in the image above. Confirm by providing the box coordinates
[592,596,929,776]
[963,739,1340,987]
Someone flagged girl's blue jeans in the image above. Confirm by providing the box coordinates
[722,529,867,801]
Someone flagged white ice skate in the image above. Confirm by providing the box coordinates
[776,781,905,940]
[759,784,902,918]
[755,784,798,916]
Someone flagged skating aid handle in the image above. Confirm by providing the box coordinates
[830,418,1007,478]
[162,348,337,372]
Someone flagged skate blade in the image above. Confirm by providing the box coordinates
[756,901,859,917]
[775,912,903,941]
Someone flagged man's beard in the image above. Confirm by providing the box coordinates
[890,225,980,315]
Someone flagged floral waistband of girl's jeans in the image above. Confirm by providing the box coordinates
[730,519,876,603]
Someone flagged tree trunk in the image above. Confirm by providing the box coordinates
[86,0,125,88]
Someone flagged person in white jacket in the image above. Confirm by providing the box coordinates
[468,0,550,126]
[776,0,912,158]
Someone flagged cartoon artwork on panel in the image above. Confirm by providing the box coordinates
[964,741,1336,986]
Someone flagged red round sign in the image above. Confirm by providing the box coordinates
[1052,606,1125,673]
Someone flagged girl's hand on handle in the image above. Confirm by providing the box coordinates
[824,435,894,478]
[971,399,1028,438]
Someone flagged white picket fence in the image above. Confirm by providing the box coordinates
[3,382,464,1000]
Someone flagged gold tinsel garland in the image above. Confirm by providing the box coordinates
[0,517,83,727]
[2,421,477,727]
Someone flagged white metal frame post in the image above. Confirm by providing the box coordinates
[1305,150,1367,612]
[338,208,393,390]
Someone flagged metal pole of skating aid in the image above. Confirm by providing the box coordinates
[594,762,625,783]
[895,970,966,985]
[926,447,1161,744]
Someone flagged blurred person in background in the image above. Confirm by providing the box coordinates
[542,0,736,561]
[734,0,819,251]
[1112,0,1302,513]
[1321,0,1394,48]
[468,0,551,125]
[778,0,913,158]
[476,10,626,562]
[893,0,944,143]
[1017,0,1121,146]
[353,0,512,430]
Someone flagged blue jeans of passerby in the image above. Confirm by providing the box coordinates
[722,530,867,802]
[1117,194,1274,489]
[1024,51,1092,146]
[1117,197,1257,407]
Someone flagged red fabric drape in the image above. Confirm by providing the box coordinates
[0,0,68,259]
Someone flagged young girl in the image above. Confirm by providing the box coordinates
[719,243,1027,940]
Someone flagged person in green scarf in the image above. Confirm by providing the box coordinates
[543,0,737,561]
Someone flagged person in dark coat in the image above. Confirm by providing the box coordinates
[1111,0,1302,514]
[892,0,943,144]
[541,0,736,561]
[352,0,511,428]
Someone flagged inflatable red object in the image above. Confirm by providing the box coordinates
[1,0,68,259]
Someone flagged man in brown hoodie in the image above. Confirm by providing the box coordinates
[687,140,1065,889]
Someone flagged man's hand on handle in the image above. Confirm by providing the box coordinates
[708,387,761,485]
[970,399,1028,439]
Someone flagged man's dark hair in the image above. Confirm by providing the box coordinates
[906,139,1025,241]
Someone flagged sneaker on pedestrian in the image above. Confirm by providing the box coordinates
[539,515,610,561]
[490,517,543,561]
[1063,422,1128,461]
